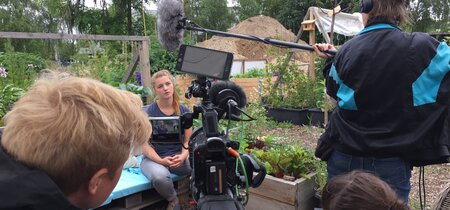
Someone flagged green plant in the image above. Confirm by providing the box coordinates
[118,83,152,105]
[252,144,317,179]
[233,68,266,78]
[0,52,46,126]
[262,54,326,109]
[252,146,283,178]
[225,102,279,151]
[0,52,45,90]
[313,159,327,193]
[0,84,25,125]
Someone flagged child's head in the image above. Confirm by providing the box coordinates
[1,72,151,208]
[322,170,411,210]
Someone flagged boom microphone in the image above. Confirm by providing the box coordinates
[208,81,247,121]
[156,0,337,55]
[156,0,185,51]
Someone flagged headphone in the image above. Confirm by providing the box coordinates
[360,0,373,13]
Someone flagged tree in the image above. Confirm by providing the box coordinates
[185,0,236,41]
[0,0,65,59]
[409,0,450,33]
[234,0,284,22]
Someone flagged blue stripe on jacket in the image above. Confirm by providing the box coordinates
[412,42,450,106]
[329,64,358,110]
[358,23,399,35]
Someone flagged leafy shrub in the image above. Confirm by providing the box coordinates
[0,84,24,126]
[225,102,274,150]
[233,68,266,78]
[118,83,152,105]
[262,55,326,109]
[0,52,45,89]
[252,144,316,179]
[0,52,45,126]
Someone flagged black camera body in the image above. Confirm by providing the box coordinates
[185,78,265,210]
[176,45,265,210]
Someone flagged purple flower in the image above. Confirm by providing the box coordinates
[135,72,142,86]
[0,67,7,78]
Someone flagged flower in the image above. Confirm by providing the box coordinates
[135,72,142,86]
[0,67,7,78]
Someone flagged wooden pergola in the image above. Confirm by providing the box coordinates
[0,32,151,102]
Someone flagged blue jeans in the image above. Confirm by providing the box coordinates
[327,150,412,203]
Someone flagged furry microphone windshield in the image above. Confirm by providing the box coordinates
[156,0,185,51]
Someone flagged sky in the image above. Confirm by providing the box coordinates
[85,1,156,10]
[85,0,236,10]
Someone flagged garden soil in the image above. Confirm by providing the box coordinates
[196,15,311,65]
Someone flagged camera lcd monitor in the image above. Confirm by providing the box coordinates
[176,45,233,80]
[149,116,182,144]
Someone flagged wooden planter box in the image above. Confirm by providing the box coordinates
[246,172,317,210]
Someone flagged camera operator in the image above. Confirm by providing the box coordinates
[140,70,192,210]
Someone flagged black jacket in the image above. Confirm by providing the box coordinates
[317,21,450,166]
[0,128,80,210]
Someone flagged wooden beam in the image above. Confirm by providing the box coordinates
[311,8,331,44]
[308,11,316,80]
[121,45,141,83]
[139,40,152,104]
[0,32,148,41]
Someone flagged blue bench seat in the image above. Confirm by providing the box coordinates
[97,156,188,209]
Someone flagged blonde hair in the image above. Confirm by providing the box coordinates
[1,72,151,194]
[151,70,181,115]
[368,0,410,26]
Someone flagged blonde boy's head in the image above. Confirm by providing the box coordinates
[1,73,151,198]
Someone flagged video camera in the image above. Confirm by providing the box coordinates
[175,44,266,210]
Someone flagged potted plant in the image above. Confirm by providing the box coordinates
[262,55,333,127]
[245,144,319,210]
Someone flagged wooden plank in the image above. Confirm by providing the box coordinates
[249,174,299,205]
[327,5,341,17]
[311,7,331,44]
[125,192,143,208]
[139,40,152,104]
[121,45,141,83]
[301,20,315,24]
[308,11,316,80]
[127,190,165,210]
[246,194,296,210]
[295,173,317,209]
[0,32,148,41]
[248,173,317,209]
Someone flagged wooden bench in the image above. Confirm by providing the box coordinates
[94,157,190,210]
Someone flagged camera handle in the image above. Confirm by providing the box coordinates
[240,154,266,188]
[192,100,221,137]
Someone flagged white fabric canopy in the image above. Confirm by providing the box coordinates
[311,7,364,37]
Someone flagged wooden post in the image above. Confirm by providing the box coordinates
[121,44,141,83]
[308,12,316,80]
[310,7,331,44]
[139,39,152,104]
